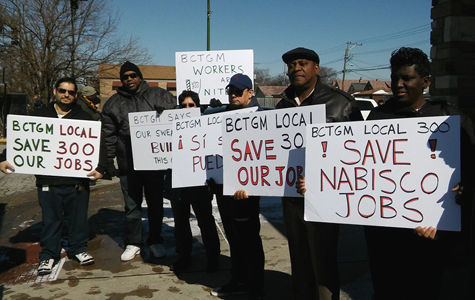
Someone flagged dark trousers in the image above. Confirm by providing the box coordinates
[365,226,445,300]
[119,171,164,246]
[216,191,265,297]
[171,186,220,259]
[38,184,89,261]
[282,197,339,300]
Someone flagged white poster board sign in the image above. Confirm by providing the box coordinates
[175,49,254,105]
[172,107,258,188]
[6,114,101,178]
[128,108,200,170]
[304,116,461,231]
[222,105,326,197]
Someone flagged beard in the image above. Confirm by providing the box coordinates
[55,99,74,112]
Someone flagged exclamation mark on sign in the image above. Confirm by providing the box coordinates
[428,139,437,159]
[178,135,183,150]
[322,141,328,157]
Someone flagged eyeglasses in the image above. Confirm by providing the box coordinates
[180,103,196,108]
[226,86,245,97]
[121,73,138,81]
[57,88,77,96]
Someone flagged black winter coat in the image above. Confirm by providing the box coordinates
[101,82,176,174]
[276,79,363,122]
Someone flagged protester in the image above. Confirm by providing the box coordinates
[209,74,265,300]
[101,61,176,261]
[170,90,220,273]
[364,47,474,300]
[0,77,108,275]
[33,93,43,110]
[277,47,363,300]
[78,86,101,120]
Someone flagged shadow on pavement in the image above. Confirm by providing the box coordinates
[0,246,26,274]
[89,208,125,247]
[9,222,42,244]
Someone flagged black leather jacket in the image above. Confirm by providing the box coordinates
[276,79,363,123]
[101,82,176,174]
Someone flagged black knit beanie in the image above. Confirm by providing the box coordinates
[120,61,143,79]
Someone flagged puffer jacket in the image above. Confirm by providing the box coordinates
[276,78,363,122]
[101,81,176,174]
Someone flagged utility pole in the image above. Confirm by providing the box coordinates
[207,0,211,51]
[341,41,362,92]
[70,0,78,78]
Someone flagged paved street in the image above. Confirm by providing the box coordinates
[0,144,373,299]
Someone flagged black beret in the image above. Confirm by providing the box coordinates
[282,47,320,64]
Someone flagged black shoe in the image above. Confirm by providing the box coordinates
[170,256,191,273]
[210,281,247,297]
[206,256,219,273]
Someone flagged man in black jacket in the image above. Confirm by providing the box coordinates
[0,77,107,275]
[101,61,176,261]
[277,47,363,300]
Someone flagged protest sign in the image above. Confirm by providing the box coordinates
[172,107,258,188]
[222,105,326,197]
[175,49,254,105]
[6,114,101,178]
[304,116,461,230]
[129,108,200,170]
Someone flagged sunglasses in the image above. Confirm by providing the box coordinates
[180,103,196,108]
[226,86,245,97]
[121,73,138,81]
[57,88,77,96]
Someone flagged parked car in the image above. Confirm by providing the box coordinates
[354,97,377,120]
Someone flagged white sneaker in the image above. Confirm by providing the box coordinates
[74,252,94,265]
[149,243,166,258]
[121,245,141,261]
[38,258,54,276]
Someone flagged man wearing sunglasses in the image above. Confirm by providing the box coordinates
[101,61,176,262]
[209,74,265,300]
[0,77,110,275]
[277,47,363,300]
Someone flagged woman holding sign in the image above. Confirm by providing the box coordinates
[364,47,474,299]
[170,91,220,273]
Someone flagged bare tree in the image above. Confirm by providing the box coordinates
[255,68,288,86]
[319,66,339,85]
[0,0,151,103]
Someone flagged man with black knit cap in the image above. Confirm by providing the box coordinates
[102,61,176,261]
[277,47,363,300]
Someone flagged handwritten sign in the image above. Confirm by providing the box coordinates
[222,105,326,197]
[129,108,200,170]
[175,49,254,105]
[172,107,258,188]
[304,116,461,231]
[6,114,101,177]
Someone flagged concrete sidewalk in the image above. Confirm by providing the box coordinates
[0,172,372,299]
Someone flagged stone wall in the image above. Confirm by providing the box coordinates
[431,0,475,114]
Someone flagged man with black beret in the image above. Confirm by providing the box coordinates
[277,47,363,300]
[101,61,176,262]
